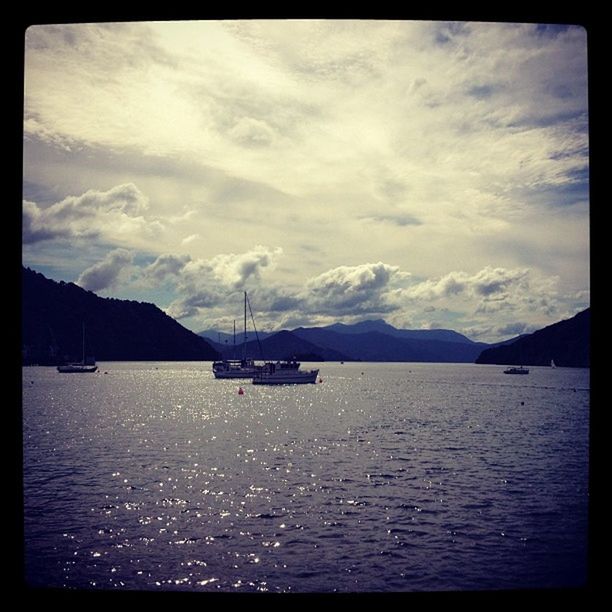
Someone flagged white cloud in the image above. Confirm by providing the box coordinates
[209,245,283,287]
[143,253,192,282]
[181,234,200,245]
[23,183,163,244]
[229,117,277,147]
[303,262,400,315]
[403,267,530,302]
[23,183,163,247]
[23,21,589,340]
[76,248,134,292]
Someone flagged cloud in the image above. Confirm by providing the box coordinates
[23,183,163,246]
[404,266,529,302]
[360,213,422,227]
[143,253,192,282]
[304,261,400,315]
[209,245,283,287]
[160,245,285,320]
[166,289,226,320]
[495,321,530,337]
[22,22,589,342]
[181,234,200,245]
[229,117,277,147]
[76,248,133,292]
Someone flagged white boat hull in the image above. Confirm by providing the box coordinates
[253,368,319,385]
[57,365,98,373]
[213,368,259,379]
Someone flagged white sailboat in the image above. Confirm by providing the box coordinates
[57,323,98,373]
[550,359,557,368]
[212,292,263,379]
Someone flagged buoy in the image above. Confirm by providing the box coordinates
[238,387,244,395]
[319,377,323,383]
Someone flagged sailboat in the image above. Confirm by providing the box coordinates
[212,292,263,379]
[550,359,557,368]
[57,323,98,373]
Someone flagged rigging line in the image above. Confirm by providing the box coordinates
[246,293,264,360]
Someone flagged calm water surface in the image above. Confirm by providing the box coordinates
[22,362,590,592]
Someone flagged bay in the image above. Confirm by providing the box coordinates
[22,361,590,593]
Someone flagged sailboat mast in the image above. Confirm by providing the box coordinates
[243,291,247,359]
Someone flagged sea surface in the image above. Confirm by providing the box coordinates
[22,362,590,593]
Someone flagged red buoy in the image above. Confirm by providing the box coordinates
[238,387,244,395]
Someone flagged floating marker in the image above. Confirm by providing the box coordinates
[238,387,244,395]
[319,377,323,383]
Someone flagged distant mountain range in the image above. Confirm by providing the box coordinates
[475,308,590,368]
[22,267,219,364]
[21,266,589,367]
[205,310,590,367]
[204,318,492,363]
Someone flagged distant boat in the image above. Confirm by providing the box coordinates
[212,292,264,379]
[503,366,529,375]
[252,359,319,385]
[57,323,98,373]
[550,359,556,368]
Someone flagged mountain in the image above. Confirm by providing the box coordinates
[323,319,476,344]
[198,329,273,345]
[475,308,590,367]
[211,330,349,362]
[203,318,492,363]
[22,267,219,364]
[293,327,488,363]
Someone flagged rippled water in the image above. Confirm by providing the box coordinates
[22,362,589,592]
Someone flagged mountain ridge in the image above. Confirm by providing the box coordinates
[475,308,590,367]
[22,266,219,364]
[22,266,589,367]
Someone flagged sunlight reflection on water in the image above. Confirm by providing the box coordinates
[23,362,589,592]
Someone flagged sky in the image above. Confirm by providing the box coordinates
[22,19,590,342]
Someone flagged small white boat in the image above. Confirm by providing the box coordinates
[57,363,98,373]
[503,366,529,375]
[550,359,556,368]
[57,323,98,373]
[252,359,319,385]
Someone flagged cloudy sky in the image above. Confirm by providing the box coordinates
[22,19,590,342]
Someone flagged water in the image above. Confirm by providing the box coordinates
[22,362,590,593]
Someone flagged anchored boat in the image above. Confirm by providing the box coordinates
[212,292,264,379]
[503,366,529,375]
[57,323,98,373]
[252,359,319,385]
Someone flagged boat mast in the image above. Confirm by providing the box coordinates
[243,291,247,360]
